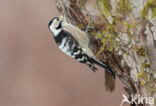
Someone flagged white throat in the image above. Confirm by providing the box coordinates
[50,25,62,37]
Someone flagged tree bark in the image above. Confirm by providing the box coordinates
[55,0,156,105]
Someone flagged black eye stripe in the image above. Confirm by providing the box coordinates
[48,17,59,27]
[56,22,62,29]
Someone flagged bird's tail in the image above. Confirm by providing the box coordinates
[91,58,115,77]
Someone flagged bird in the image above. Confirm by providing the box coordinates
[48,15,115,76]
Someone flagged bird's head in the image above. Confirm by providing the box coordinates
[48,15,64,36]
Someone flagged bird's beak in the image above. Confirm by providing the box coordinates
[59,13,66,21]
[59,15,63,21]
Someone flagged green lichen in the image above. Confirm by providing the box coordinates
[94,0,154,89]
[141,0,156,18]
[116,0,132,14]
[136,46,151,86]
[136,47,145,56]
[97,0,112,17]
[93,19,135,54]
[137,62,151,86]
[152,7,156,18]
[76,24,84,29]
[94,24,118,55]
[124,21,134,30]
[94,0,138,55]
[79,0,85,7]
[123,21,135,44]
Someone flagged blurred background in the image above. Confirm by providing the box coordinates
[0,0,125,106]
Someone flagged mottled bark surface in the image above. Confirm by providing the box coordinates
[55,0,156,105]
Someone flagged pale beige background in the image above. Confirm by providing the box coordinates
[0,0,125,106]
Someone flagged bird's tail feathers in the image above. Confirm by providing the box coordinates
[86,63,98,72]
[91,58,115,77]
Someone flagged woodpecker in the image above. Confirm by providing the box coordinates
[48,15,115,76]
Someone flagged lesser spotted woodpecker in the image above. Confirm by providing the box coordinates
[48,15,115,76]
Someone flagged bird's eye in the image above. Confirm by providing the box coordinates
[57,18,59,21]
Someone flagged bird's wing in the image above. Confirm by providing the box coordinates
[62,23,95,58]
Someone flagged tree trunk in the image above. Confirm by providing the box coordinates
[55,0,156,105]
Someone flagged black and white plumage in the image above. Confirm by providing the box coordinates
[48,16,115,76]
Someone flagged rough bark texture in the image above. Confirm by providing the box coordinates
[55,0,156,105]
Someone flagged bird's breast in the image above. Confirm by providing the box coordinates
[58,37,72,57]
